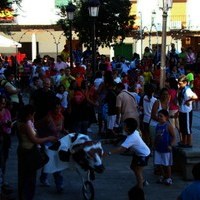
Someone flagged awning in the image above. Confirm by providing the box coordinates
[0,35,22,48]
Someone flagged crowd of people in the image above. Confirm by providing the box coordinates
[0,43,200,199]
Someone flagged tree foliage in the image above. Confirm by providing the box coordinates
[0,0,21,9]
[58,0,135,47]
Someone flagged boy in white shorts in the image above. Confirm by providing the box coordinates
[154,109,176,185]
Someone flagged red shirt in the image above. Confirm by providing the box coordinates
[168,89,179,110]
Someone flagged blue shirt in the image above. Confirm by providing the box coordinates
[155,122,171,153]
[180,181,200,200]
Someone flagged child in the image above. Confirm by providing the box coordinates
[154,109,176,185]
[105,118,150,189]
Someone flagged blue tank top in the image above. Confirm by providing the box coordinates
[155,122,171,153]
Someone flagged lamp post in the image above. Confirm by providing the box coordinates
[88,0,100,72]
[149,11,156,49]
[159,0,173,89]
[139,11,143,59]
[149,11,159,63]
[66,2,76,68]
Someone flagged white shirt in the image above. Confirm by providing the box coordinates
[52,74,62,87]
[56,91,69,109]
[130,60,136,69]
[179,86,196,113]
[114,77,122,84]
[143,95,157,123]
[0,67,5,79]
[55,61,68,72]
[5,81,19,103]
[121,130,150,157]
[121,63,130,74]
[129,92,141,105]
[94,78,103,90]
[0,67,5,75]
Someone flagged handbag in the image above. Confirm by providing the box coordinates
[31,145,49,170]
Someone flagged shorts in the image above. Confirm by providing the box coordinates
[130,154,150,168]
[154,150,173,166]
[179,111,192,135]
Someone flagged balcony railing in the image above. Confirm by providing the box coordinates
[169,15,187,29]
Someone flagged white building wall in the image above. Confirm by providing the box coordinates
[0,31,67,59]
[187,0,200,30]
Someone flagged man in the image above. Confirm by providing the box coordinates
[60,68,75,91]
[31,78,57,121]
[116,83,139,128]
[0,60,6,80]
[177,163,200,200]
[61,44,70,63]
[54,55,68,72]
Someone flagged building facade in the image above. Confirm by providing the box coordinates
[129,0,200,58]
[0,0,200,61]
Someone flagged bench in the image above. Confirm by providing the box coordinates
[173,146,200,180]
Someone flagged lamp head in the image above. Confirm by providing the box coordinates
[88,0,100,17]
[152,10,156,16]
[66,2,76,21]
[158,0,173,10]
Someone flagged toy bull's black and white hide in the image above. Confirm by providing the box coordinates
[43,133,105,175]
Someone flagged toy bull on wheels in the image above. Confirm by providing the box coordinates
[43,133,105,200]
[76,167,95,200]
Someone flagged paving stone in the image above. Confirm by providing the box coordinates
[4,106,200,199]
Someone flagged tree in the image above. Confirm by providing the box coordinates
[58,0,135,47]
[0,0,21,9]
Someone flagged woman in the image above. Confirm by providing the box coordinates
[83,80,98,128]
[0,95,12,187]
[166,78,179,131]
[70,80,90,134]
[17,104,57,200]
[36,98,66,192]
[56,84,70,130]
[3,70,22,120]
[139,84,157,148]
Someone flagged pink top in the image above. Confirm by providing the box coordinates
[168,89,179,110]
[0,108,12,134]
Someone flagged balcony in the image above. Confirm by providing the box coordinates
[170,15,187,29]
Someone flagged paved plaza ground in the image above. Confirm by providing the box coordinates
[3,110,200,200]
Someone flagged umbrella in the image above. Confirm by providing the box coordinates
[0,35,22,48]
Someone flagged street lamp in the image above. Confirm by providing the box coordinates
[88,0,100,72]
[66,2,76,68]
[149,11,159,63]
[139,11,143,59]
[159,0,173,89]
[149,11,157,49]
